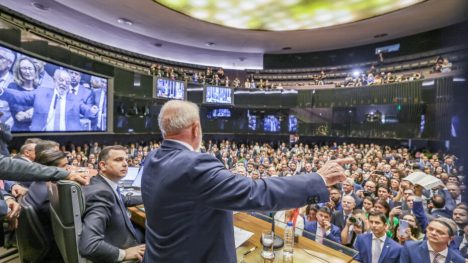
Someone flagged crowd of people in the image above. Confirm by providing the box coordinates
[148,54,456,91]
[1,137,466,261]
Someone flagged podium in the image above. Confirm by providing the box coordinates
[129,207,356,262]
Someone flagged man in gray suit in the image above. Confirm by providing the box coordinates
[79,145,145,263]
[142,100,352,263]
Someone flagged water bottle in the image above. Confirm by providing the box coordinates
[283,221,294,263]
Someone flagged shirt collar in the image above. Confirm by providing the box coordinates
[100,174,119,195]
[427,241,449,258]
[165,139,194,151]
[372,233,387,243]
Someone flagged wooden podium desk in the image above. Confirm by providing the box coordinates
[129,207,355,263]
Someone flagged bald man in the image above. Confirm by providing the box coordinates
[142,100,353,263]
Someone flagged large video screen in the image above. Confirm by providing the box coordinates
[207,108,231,119]
[155,78,185,100]
[0,45,108,132]
[263,115,280,132]
[289,115,298,133]
[204,86,233,104]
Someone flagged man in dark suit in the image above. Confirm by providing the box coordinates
[79,146,145,263]
[0,69,98,131]
[429,194,452,219]
[354,211,401,263]
[304,206,342,244]
[400,218,466,263]
[68,70,94,105]
[89,76,107,131]
[453,224,468,258]
[141,100,352,263]
[332,195,356,231]
[0,111,12,156]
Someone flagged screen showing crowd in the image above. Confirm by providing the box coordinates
[204,86,233,104]
[0,45,108,132]
[155,78,185,100]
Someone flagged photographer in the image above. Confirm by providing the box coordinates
[341,209,368,247]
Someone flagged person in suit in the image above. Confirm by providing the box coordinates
[24,149,68,261]
[141,100,352,263]
[68,70,94,105]
[0,111,12,156]
[0,47,15,128]
[304,206,342,244]
[453,224,468,258]
[400,218,466,263]
[89,76,107,131]
[354,211,402,263]
[79,145,145,263]
[428,194,453,219]
[332,195,356,231]
[342,178,363,208]
[0,69,98,131]
[0,154,89,184]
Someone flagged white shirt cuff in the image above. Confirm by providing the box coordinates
[118,249,126,262]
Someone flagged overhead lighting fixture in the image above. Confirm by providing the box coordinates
[205,42,215,46]
[117,18,133,26]
[239,57,246,62]
[31,2,50,11]
[154,43,163,47]
[282,47,292,50]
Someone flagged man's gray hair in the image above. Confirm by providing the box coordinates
[158,100,200,137]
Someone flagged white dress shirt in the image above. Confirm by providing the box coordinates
[427,241,448,263]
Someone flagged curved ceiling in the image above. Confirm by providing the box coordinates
[155,0,425,31]
[0,0,467,69]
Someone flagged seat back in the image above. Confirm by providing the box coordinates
[16,197,50,263]
[48,180,88,263]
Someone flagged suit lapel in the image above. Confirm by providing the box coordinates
[420,242,431,263]
[365,234,372,263]
[97,176,138,239]
[378,237,391,263]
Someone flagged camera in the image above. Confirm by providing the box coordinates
[349,216,362,226]
[363,191,374,198]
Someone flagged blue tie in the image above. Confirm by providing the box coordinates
[53,95,62,130]
[116,187,138,238]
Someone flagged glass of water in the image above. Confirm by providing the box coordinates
[261,230,275,260]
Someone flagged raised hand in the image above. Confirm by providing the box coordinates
[317,158,355,186]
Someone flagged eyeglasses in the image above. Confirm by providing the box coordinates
[20,67,35,72]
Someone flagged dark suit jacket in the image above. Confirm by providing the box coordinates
[400,240,465,263]
[303,221,342,244]
[0,154,69,181]
[0,122,12,155]
[141,140,329,263]
[79,175,143,263]
[331,210,352,231]
[1,86,94,131]
[431,208,453,219]
[72,85,94,105]
[353,233,401,263]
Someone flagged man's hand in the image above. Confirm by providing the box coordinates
[90,105,99,116]
[124,244,146,261]
[5,198,21,220]
[65,171,90,185]
[11,184,28,198]
[317,158,355,186]
[323,220,331,231]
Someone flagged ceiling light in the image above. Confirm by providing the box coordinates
[31,2,49,11]
[117,18,133,26]
[154,43,163,47]
[206,42,215,46]
[282,47,292,50]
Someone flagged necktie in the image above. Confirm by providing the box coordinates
[431,251,441,263]
[458,230,464,236]
[372,238,382,263]
[71,88,76,95]
[316,227,325,244]
[53,95,62,131]
[116,187,138,238]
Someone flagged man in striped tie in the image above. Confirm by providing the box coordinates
[400,218,465,263]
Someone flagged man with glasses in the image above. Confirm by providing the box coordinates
[0,69,99,131]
